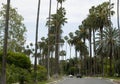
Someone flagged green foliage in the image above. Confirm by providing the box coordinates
[115,59,120,76]
[6,64,32,84]
[36,65,47,81]
[0,52,31,69]
[0,4,27,52]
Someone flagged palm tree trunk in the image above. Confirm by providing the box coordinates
[2,0,10,84]
[55,26,60,76]
[117,0,120,30]
[80,52,83,75]
[109,0,111,22]
[109,44,112,76]
[47,0,52,79]
[34,0,41,83]
[70,44,71,59]
[93,29,96,75]
[89,28,92,75]
[83,38,87,76]
[100,27,104,77]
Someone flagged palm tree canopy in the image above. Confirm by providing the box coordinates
[96,27,119,57]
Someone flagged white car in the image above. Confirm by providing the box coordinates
[68,74,73,78]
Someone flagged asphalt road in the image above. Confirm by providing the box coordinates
[56,77,114,84]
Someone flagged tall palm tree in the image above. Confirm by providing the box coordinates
[96,2,114,76]
[96,27,119,76]
[68,32,74,59]
[54,7,67,75]
[88,6,98,75]
[117,0,120,29]
[47,0,52,79]
[82,18,93,75]
[71,35,88,75]
[79,25,89,75]
[2,0,10,84]
[64,36,68,60]
[34,0,41,83]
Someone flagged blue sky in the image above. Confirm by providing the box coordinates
[0,0,118,60]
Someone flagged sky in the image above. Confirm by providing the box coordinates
[0,0,118,60]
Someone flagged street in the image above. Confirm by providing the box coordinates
[56,77,114,84]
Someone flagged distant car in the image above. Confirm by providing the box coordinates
[76,74,82,78]
[69,74,73,78]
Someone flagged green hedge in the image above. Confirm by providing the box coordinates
[0,52,31,70]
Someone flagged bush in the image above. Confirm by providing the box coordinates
[5,64,32,84]
[115,59,120,76]
[32,65,47,81]
[37,65,47,81]
[0,52,31,70]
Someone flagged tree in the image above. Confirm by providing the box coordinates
[47,0,52,79]
[68,32,74,59]
[117,0,120,30]
[0,4,27,52]
[96,27,119,76]
[82,18,93,75]
[34,0,41,83]
[64,36,68,60]
[53,7,67,75]
[79,25,89,75]
[1,0,10,84]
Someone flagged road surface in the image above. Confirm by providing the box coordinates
[56,77,114,84]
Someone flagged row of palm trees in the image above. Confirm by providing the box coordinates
[32,1,120,77]
[64,1,120,76]
[1,0,120,84]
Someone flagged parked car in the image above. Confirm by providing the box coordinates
[69,74,73,78]
[76,74,82,78]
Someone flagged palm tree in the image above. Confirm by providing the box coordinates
[34,0,41,83]
[82,18,93,75]
[37,41,42,65]
[71,35,88,75]
[79,25,89,75]
[68,32,74,59]
[96,27,119,76]
[47,0,52,79]
[88,6,98,75]
[96,2,114,76]
[54,7,67,75]
[2,0,10,84]
[64,36,68,60]
[117,0,120,29]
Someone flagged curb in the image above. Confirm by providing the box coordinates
[113,80,120,84]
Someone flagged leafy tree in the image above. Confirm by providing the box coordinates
[0,4,27,52]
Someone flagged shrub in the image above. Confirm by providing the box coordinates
[0,52,31,70]
[31,65,47,81]
[115,59,120,76]
[6,64,32,84]
[37,65,47,81]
